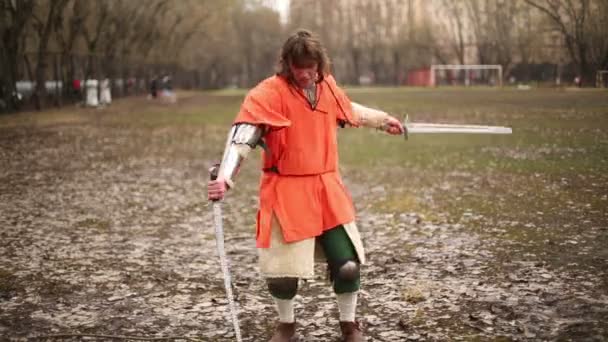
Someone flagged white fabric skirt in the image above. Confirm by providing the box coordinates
[258,214,366,279]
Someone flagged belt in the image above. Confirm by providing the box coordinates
[262,166,336,177]
[263,166,279,174]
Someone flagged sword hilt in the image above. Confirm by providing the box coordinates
[209,163,220,202]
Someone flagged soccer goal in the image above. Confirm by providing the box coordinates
[430,65,503,87]
[596,70,608,88]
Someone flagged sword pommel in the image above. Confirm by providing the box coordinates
[209,163,220,202]
[209,163,220,181]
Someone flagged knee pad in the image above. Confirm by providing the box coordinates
[330,259,360,282]
[267,277,299,299]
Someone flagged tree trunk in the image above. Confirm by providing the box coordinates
[33,0,69,110]
[351,48,361,85]
[0,45,20,112]
[0,0,35,112]
[393,50,401,86]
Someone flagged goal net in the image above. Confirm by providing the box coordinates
[430,65,503,87]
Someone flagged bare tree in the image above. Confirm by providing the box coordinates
[440,0,468,64]
[523,0,599,84]
[344,3,364,84]
[8,0,605,113]
[0,0,35,111]
[79,1,111,82]
[464,0,494,65]
[587,0,608,72]
[30,0,70,110]
[233,5,283,86]
[435,0,540,81]
[53,0,87,99]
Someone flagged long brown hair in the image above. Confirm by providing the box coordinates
[276,29,330,84]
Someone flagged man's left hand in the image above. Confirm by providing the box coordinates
[383,116,405,135]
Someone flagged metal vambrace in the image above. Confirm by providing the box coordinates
[217,123,264,189]
[351,102,391,130]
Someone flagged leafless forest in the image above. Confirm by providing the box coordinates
[1,0,608,112]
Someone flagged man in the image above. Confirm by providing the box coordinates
[72,78,82,102]
[149,76,158,99]
[99,77,112,106]
[207,30,404,341]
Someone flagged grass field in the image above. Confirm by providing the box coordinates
[1,87,607,340]
[341,88,608,272]
[7,87,603,271]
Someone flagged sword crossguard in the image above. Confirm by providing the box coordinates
[403,114,409,140]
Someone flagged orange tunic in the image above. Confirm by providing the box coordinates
[235,75,359,248]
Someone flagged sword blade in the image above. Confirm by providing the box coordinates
[407,123,512,134]
[212,202,243,342]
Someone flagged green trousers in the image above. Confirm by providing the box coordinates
[269,225,360,299]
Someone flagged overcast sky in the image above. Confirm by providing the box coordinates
[262,0,290,23]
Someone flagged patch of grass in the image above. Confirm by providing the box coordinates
[402,285,426,304]
[75,218,112,232]
[0,107,88,128]
[410,307,427,325]
[335,88,608,275]
[101,103,239,127]
[373,192,418,212]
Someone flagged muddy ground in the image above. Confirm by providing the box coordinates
[1,89,607,341]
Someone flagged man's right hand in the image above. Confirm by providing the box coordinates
[208,178,227,201]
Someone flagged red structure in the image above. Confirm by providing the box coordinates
[407,68,432,86]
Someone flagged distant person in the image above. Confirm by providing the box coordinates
[163,75,172,91]
[207,29,404,341]
[126,77,135,95]
[161,75,176,103]
[85,79,99,107]
[72,78,82,102]
[99,77,112,106]
[149,77,158,99]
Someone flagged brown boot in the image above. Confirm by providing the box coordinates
[269,322,296,342]
[340,321,365,342]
